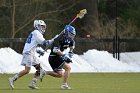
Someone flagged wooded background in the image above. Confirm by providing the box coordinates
[0,0,140,54]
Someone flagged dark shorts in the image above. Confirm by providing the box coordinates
[49,55,65,72]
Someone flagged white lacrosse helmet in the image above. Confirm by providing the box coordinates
[34,20,46,34]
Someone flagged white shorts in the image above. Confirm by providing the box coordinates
[21,53,40,67]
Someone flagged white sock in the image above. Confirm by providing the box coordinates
[32,78,37,82]
[13,74,19,81]
[44,70,48,75]
[62,83,67,85]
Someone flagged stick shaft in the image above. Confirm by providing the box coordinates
[39,9,86,57]
[69,16,78,25]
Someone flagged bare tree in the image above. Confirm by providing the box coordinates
[0,0,79,38]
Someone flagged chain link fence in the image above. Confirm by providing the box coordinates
[0,38,140,55]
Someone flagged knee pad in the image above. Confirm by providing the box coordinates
[33,64,41,76]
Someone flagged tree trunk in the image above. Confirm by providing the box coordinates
[12,0,15,38]
[79,0,99,37]
[10,0,16,48]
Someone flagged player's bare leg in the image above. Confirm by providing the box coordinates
[61,63,71,89]
[9,66,30,89]
[40,63,71,89]
[40,69,63,82]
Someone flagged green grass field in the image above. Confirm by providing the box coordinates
[0,73,140,93]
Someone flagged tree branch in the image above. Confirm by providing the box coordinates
[15,1,78,34]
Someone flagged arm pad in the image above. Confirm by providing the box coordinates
[43,40,49,47]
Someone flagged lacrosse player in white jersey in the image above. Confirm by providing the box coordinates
[9,20,56,89]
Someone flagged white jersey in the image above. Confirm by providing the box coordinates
[22,30,45,54]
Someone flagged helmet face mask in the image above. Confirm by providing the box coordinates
[34,20,46,34]
[38,25,46,34]
[68,31,75,39]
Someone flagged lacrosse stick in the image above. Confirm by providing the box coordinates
[69,9,87,25]
[38,9,87,57]
[58,9,87,35]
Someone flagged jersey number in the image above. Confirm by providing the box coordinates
[26,33,32,44]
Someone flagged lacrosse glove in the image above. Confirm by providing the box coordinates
[68,52,74,58]
[36,50,44,56]
[61,54,72,63]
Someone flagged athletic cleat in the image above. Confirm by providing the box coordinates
[28,82,39,89]
[40,69,46,82]
[9,77,14,89]
[61,84,72,90]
